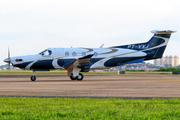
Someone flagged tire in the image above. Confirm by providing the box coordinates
[76,73,84,81]
[70,75,77,80]
[31,76,36,81]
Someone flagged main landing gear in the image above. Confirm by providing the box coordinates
[30,71,36,81]
[70,73,84,81]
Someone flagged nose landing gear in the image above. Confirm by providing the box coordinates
[31,76,36,81]
[30,71,36,81]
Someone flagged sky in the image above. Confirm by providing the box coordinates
[1,0,180,65]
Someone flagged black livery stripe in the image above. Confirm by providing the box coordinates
[13,61,33,69]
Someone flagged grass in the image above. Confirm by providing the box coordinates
[0,97,180,119]
[125,72,172,75]
[0,70,173,75]
[0,70,66,75]
[0,70,118,75]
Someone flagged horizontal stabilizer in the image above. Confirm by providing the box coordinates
[151,30,176,34]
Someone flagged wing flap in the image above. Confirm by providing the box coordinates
[65,54,93,77]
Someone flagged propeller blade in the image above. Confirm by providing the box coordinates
[8,47,10,70]
[8,63,10,70]
[3,47,11,71]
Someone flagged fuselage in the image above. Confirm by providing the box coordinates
[8,47,146,70]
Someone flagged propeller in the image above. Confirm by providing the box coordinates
[4,47,11,70]
[8,47,10,70]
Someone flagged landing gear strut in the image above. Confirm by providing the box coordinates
[70,73,84,81]
[31,71,36,81]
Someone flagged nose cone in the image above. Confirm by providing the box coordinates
[4,58,10,63]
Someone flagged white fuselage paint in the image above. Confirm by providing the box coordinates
[9,47,147,70]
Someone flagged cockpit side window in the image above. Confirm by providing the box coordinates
[39,49,52,56]
[39,50,47,55]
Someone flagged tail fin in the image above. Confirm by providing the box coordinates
[143,30,176,60]
[111,30,176,60]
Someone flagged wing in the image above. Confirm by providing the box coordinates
[65,54,93,77]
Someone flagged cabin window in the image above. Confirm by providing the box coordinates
[94,52,98,57]
[82,52,86,56]
[15,59,23,62]
[72,52,76,57]
[65,52,69,57]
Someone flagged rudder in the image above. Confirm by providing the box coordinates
[143,30,176,60]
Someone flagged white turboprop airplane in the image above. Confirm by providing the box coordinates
[4,30,176,81]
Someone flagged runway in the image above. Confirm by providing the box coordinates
[0,74,180,98]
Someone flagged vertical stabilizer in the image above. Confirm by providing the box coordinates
[111,30,176,60]
[143,30,176,60]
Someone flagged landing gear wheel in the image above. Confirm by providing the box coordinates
[31,76,36,81]
[70,74,77,80]
[76,73,84,81]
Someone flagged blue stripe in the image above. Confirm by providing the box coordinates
[118,58,145,65]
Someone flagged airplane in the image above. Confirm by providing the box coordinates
[4,30,176,81]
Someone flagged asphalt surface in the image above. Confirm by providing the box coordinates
[0,74,180,99]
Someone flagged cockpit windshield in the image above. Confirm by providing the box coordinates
[39,49,52,56]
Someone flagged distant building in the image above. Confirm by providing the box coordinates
[154,59,160,66]
[164,56,169,65]
[174,56,179,67]
[169,56,174,67]
[154,56,179,67]
[160,56,165,66]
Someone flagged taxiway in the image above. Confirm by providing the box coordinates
[0,74,180,98]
